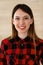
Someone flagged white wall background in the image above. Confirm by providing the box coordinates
[0,0,43,42]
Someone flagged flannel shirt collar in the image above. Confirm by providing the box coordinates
[9,35,32,43]
[15,35,31,42]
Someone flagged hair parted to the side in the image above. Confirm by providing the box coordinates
[10,4,38,41]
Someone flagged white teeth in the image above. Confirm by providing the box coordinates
[19,26,26,29]
[20,26,25,28]
[20,27,24,28]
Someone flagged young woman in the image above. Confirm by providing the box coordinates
[0,4,43,65]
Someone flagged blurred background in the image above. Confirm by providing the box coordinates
[0,0,43,44]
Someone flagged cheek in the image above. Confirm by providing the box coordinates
[26,22,31,29]
[26,21,31,26]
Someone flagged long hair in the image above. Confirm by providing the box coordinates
[7,4,39,59]
[11,4,38,41]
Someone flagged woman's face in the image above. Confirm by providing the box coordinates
[13,9,33,34]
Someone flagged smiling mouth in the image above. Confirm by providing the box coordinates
[18,26,26,30]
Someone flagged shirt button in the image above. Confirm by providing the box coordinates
[21,44,23,46]
[19,43,25,49]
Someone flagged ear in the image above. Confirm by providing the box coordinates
[30,18,33,24]
[12,19,15,25]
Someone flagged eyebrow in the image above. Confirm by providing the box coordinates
[14,15,30,18]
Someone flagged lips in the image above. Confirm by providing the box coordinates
[18,26,26,30]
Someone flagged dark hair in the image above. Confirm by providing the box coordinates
[12,4,33,19]
[11,4,38,41]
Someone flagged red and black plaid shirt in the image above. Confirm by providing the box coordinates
[0,36,43,65]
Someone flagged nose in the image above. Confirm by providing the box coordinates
[19,19,24,25]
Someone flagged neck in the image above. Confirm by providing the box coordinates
[18,32,28,39]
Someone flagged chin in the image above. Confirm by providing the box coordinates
[18,29,27,33]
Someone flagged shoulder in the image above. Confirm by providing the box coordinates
[1,37,15,51]
[1,36,15,45]
[37,38,43,50]
[36,37,43,44]
[35,38,43,49]
[38,38,43,46]
[39,38,43,47]
[38,38,43,43]
[1,38,9,51]
[1,38,9,45]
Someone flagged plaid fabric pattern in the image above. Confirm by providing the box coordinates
[0,36,43,65]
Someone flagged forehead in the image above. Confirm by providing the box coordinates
[14,9,30,17]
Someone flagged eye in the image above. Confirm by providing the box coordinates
[15,17,20,20]
[24,17,29,19]
[16,18,19,20]
[24,16,29,20]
